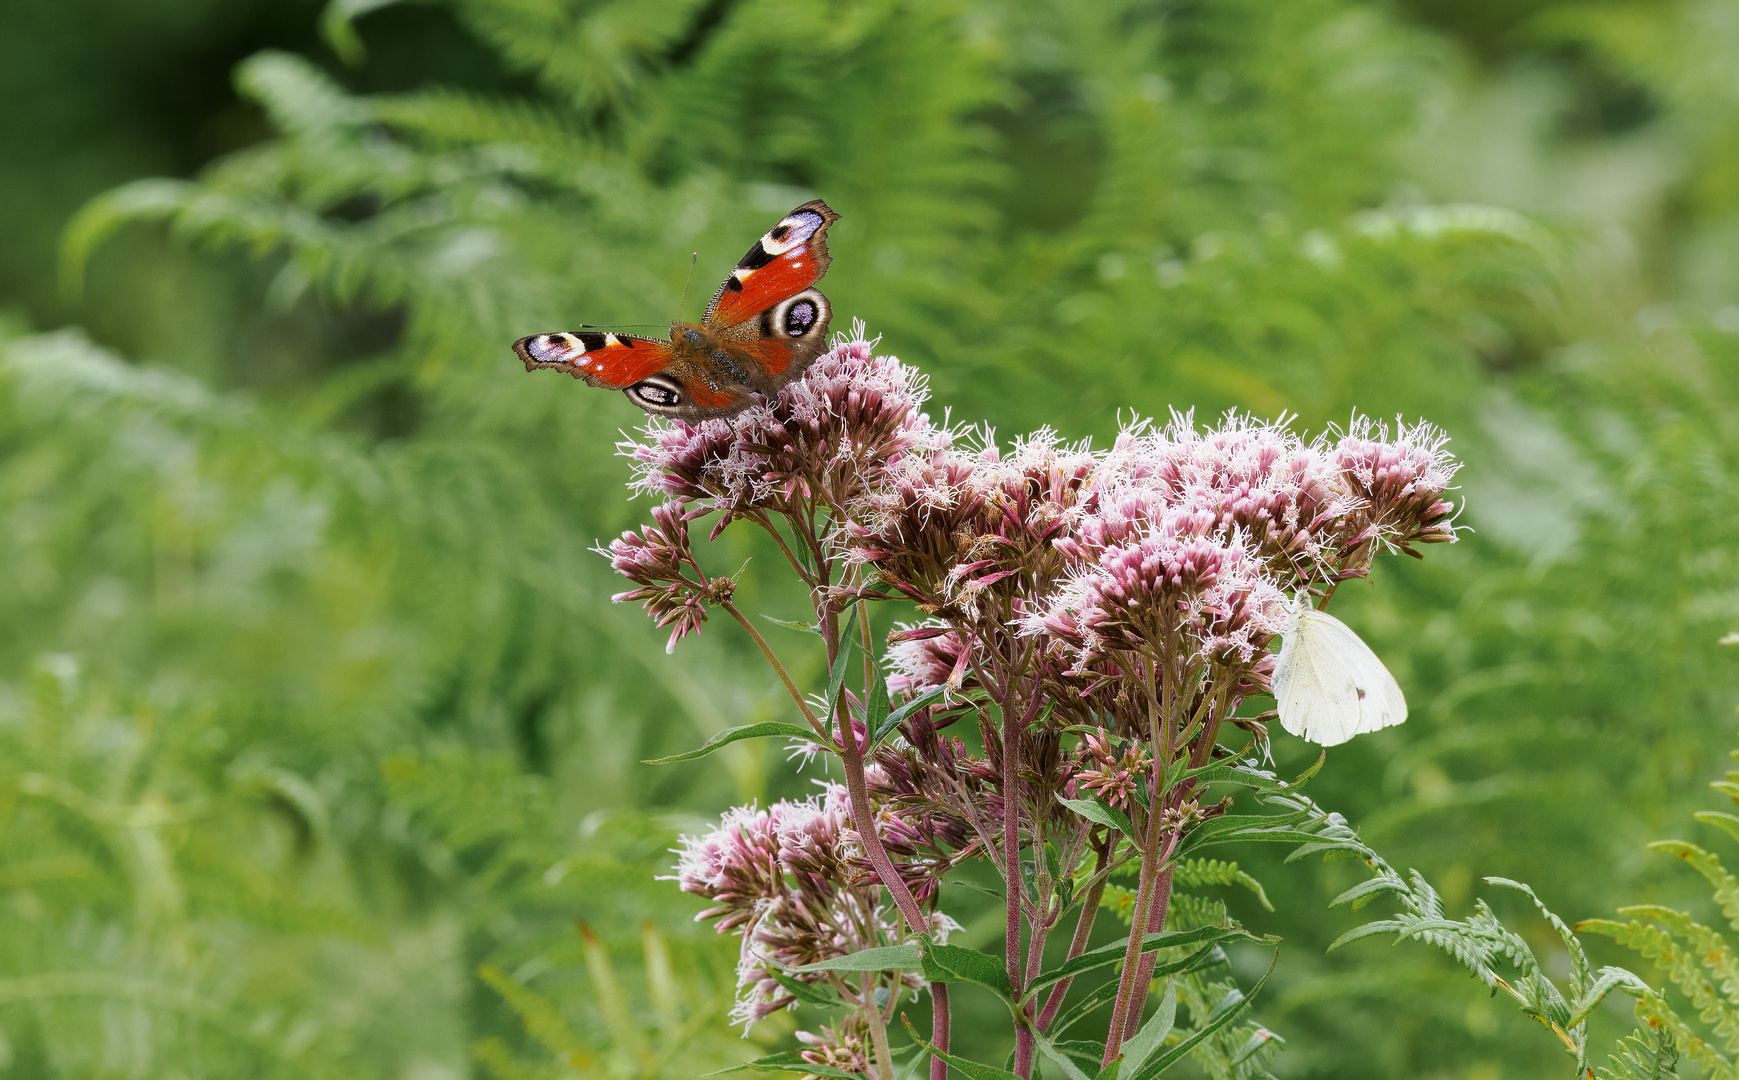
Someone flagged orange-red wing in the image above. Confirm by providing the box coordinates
[513,331,672,389]
[704,200,839,330]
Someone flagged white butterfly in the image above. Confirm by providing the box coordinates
[1271,595,1408,746]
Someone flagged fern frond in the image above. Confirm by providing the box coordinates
[1596,1019,1680,1080]
[1174,857,1275,911]
[1648,841,1739,928]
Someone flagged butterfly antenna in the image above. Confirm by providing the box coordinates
[679,252,698,318]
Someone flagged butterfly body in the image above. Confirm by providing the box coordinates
[514,200,839,421]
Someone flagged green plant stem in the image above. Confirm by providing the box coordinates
[719,600,827,739]
[862,970,897,1080]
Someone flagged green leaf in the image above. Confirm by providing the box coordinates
[705,1051,865,1079]
[1327,875,1408,910]
[767,967,843,1008]
[1036,1035,1100,1080]
[790,943,922,974]
[1565,966,1651,1027]
[895,1046,930,1080]
[1027,925,1264,997]
[920,942,1013,999]
[874,684,948,746]
[642,721,817,764]
[1229,1026,1284,1066]
[1126,949,1277,1080]
[945,876,1005,901]
[864,667,891,742]
[760,613,821,636]
[1059,796,1138,843]
[1120,976,1177,1075]
[1052,974,1123,1036]
[899,1017,1022,1080]
[825,608,859,722]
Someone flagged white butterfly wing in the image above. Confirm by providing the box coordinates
[1273,609,1407,747]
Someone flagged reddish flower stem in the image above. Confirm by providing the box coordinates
[1121,860,1177,1041]
[824,599,944,1079]
[1037,840,1111,1032]
[929,983,951,1080]
[1102,795,1173,1064]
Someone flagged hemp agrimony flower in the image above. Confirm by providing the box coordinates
[612,332,1461,1078]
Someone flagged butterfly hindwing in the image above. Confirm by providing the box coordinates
[705,201,839,330]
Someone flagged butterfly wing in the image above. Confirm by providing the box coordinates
[1273,609,1407,746]
[705,200,839,329]
[702,201,839,395]
[513,330,736,417]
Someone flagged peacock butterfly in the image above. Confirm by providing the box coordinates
[513,200,840,421]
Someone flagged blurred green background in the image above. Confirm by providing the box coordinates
[3,0,1739,1076]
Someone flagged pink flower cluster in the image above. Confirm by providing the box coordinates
[614,333,1463,1075]
[673,786,911,1028]
[627,333,943,523]
[600,501,734,653]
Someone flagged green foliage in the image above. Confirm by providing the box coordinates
[1576,739,1739,1080]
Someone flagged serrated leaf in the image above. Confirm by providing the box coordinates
[920,942,1013,999]
[1060,796,1138,842]
[643,721,818,764]
[790,943,922,974]
[1328,875,1409,910]
[1565,966,1651,1027]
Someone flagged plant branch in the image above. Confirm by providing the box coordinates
[719,600,828,740]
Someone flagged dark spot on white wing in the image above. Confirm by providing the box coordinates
[724,276,744,293]
[769,224,790,241]
[783,299,818,337]
[1356,687,1367,700]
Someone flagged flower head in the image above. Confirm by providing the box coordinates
[672,786,908,1029]
[1330,416,1460,552]
[600,501,734,653]
[625,332,940,520]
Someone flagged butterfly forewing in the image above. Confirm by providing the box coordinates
[1274,607,1407,747]
[514,331,673,387]
[705,201,839,330]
